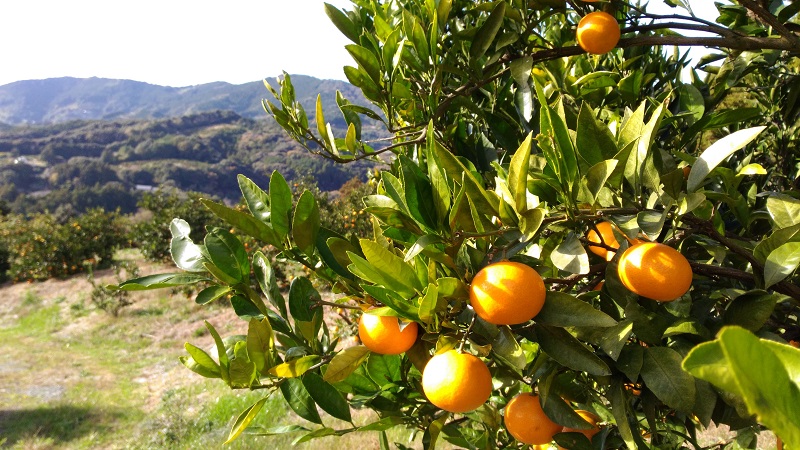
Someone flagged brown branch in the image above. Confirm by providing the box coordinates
[738,0,800,46]
[690,262,800,302]
[622,22,737,38]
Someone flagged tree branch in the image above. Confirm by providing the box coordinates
[738,0,800,46]
[690,262,800,302]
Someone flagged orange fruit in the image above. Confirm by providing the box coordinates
[576,11,620,55]
[469,261,546,325]
[586,222,620,260]
[504,393,563,445]
[358,312,418,355]
[617,242,693,301]
[421,350,492,413]
[562,410,601,441]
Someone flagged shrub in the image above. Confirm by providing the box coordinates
[0,208,126,281]
[129,189,224,262]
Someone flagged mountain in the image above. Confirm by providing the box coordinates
[0,75,368,125]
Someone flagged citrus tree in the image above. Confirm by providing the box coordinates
[114,0,800,448]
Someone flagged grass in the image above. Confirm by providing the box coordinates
[0,257,414,450]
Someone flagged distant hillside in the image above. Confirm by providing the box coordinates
[0,75,368,125]
[0,110,381,215]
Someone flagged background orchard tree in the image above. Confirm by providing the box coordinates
[114,0,800,448]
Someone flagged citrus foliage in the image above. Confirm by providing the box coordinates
[0,208,126,281]
[115,0,800,448]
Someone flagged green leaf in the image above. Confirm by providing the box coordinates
[324,2,359,42]
[112,273,209,291]
[359,416,406,431]
[231,294,263,320]
[205,321,229,382]
[767,193,800,229]
[180,355,221,379]
[269,171,293,240]
[469,1,505,60]
[247,318,274,373]
[687,126,766,192]
[224,397,268,445]
[280,377,322,424]
[685,327,800,448]
[253,251,287,318]
[238,174,271,223]
[576,103,618,168]
[202,198,281,247]
[641,347,696,413]
[551,233,590,275]
[169,219,207,272]
[323,345,371,383]
[184,342,221,374]
[366,353,402,387]
[755,224,800,264]
[204,227,249,284]
[229,341,258,387]
[195,285,231,305]
[269,355,322,378]
[609,379,638,449]
[302,372,352,423]
[677,83,705,124]
[292,190,320,256]
[355,239,423,298]
[536,292,617,328]
[508,133,533,213]
[492,327,526,371]
[724,290,782,331]
[535,324,611,376]
[345,44,383,87]
[584,160,618,204]
[289,276,322,323]
[764,242,800,288]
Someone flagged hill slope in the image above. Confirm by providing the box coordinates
[0,75,366,125]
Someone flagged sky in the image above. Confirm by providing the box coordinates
[0,0,725,88]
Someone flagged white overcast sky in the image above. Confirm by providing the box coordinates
[0,0,725,88]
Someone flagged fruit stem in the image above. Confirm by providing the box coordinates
[458,314,478,353]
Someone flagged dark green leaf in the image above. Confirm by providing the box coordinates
[641,347,696,413]
[303,372,352,423]
[269,171,293,240]
[536,324,611,376]
[366,353,402,387]
[289,276,322,323]
[536,291,617,328]
[280,377,322,424]
[324,2,360,42]
[204,227,249,283]
[202,199,281,247]
[112,273,209,291]
[723,290,782,331]
[195,285,231,305]
[470,2,505,60]
[238,174,271,223]
[253,251,287,318]
[293,190,321,256]
[231,294,263,320]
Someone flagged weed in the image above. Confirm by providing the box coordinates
[86,261,140,316]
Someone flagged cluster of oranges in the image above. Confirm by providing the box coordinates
[355,219,693,446]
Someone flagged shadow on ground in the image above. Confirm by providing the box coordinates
[0,405,123,447]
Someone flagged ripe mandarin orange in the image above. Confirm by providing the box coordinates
[586,222,620,260]
[617,242,693,301]
[469,261,546,325]
[421,350,492,413]
[576,11,620,55]
[504,393,563,445]
[358,312,418,355]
